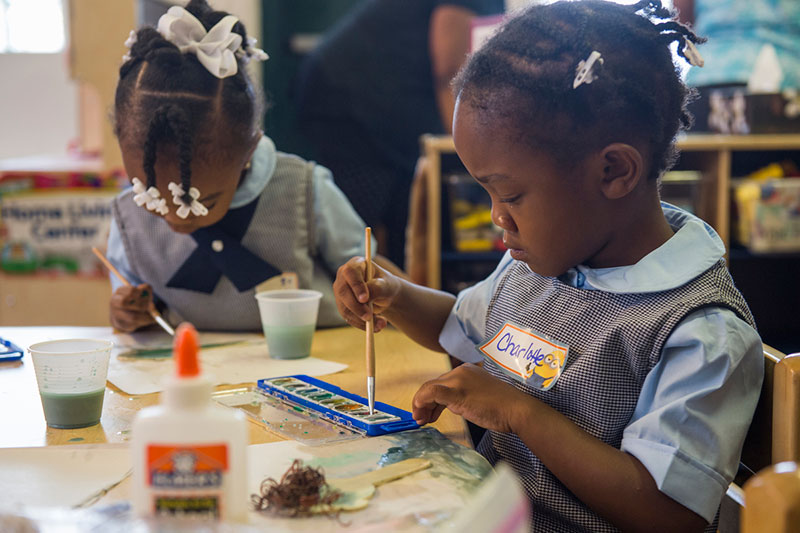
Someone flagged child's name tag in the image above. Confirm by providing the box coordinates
[477,322,568,391]
[255,272,299,292]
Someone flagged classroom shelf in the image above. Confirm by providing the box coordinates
[417,133,800,354]
[420,133,800,290]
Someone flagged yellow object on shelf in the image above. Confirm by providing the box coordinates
[455,239,495,252]
[734,178,800,253]
[454,209,493,231]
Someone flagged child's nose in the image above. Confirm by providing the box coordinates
[491,204,517,233]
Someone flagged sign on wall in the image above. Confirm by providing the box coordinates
[1,190,117,274]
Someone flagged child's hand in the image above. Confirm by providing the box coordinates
[333,256,401,332]
[109,284,156,332]
[412,364,528,433]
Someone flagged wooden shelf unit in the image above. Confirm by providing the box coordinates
[421,133,800,290]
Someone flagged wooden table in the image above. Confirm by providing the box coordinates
[0,326,470,449]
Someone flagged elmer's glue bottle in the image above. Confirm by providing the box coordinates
[131,323,248,522]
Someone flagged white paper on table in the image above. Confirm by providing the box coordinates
[0,444,131,508]
[8,328,347,396]
[108,335,348,395]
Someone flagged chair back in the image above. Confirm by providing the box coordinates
[720,347,800,533]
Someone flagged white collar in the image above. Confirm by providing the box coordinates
[562,203,726,293]
[230,135,276,209]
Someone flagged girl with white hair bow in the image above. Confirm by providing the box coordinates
[106,0,400,333]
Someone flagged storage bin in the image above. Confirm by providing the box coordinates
[734,178,800,253]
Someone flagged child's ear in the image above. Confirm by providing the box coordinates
[243,130,262,164]
[597,143,644,200]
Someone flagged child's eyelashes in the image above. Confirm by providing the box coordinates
[499,194,522,204]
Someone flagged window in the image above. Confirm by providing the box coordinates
[0,0,66,53]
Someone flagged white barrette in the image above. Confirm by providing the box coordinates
[131,177,169,215]
[156,6,267,79]
[236,36,269,64]
[122,30,137,62]
[168,182,208,219]
[573,50,604,89]
[683,38,704,68]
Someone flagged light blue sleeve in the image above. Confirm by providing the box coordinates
[106,215,144,291]
[312,165,377,272]
[438,251,514,363]
[621,307,764,523]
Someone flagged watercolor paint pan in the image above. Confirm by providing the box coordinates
[257,375,420,437]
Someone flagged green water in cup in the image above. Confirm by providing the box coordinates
[263,324,315,359]
[39,389,105,429]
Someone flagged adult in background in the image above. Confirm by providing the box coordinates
[295,0,505,267]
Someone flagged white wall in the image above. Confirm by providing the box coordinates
[0,53,78,160]
[0,0,259,162]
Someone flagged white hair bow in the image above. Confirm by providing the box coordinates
[157,6,248,79]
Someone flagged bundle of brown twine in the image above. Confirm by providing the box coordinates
[251,459,342,518]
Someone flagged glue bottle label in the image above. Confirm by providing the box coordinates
[146,443,229,519]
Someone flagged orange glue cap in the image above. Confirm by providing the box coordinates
[174,322,200,378]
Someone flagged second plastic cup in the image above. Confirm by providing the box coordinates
[255,289,322,359]
[29,338,113,429]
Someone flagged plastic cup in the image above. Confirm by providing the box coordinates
[29,339,113,429]
[255,289,323,359]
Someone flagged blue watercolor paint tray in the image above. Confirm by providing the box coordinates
[0,337,24,362]
[258,375,419,437]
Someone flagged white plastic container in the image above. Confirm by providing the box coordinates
[131,323,248,522]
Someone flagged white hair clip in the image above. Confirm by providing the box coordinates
[122,30,137,62]
[156,6,267,79]
[683,38,704,68]
[236,36,269,64]
[168,182,209,219]
[131,177,168,215]
[573,50,604,89]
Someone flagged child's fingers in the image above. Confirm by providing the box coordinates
[110,308,155,332]
[334,258,372,319]
[412,380,460,425]
[111,284,153,312]
[373,315,388,332]
[338,304,368,331]
[367,278,396,306]
[349,262,372,303]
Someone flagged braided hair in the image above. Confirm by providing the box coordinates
[453,0,706,181]
[113,0,263,205]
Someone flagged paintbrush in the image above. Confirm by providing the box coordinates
[92,247,175,337]
[365,227,375,415]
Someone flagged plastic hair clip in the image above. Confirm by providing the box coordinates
[573,50,604,89]
[122,30,137,62]
[236,37,269,64]
[131,178,168,215]
[168,182,209,219]
[683,38,704,68]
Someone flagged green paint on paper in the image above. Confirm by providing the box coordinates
[379,428,493,492]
